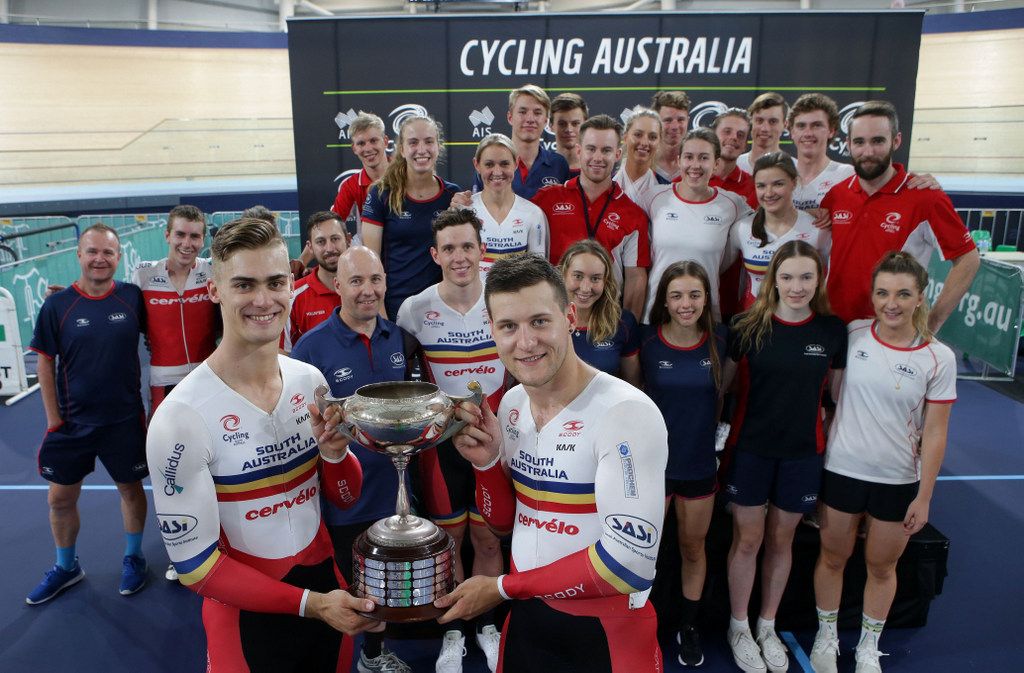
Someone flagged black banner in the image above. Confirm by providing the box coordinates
[287,11,923,227]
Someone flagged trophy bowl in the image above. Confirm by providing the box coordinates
[315,380,483,622]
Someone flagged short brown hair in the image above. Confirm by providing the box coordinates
[711,107,750,131]
[167,205,206,235]
[508,84,550,115]
[748,92,789,119]
[650,90,691,112]
[579,114,623,143]
[432,207,482,244]
[787,93,840,132]
[241,205,276,226]
[211,217,286,269]
[80,223,120,246]
[550,92,588,119]
[485,254,568,313]
[306,211,344,237]
[851,100,900,137]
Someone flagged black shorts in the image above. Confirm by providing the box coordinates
[500,598,661,673]
[725,451,823,514]
[38,416,148,485]
[820,470,919,523]
[204,557,347,673]
[418,439,478,530]
[666,475,718,500]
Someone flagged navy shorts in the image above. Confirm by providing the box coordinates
[820,470,920,523]
[38,415,148,485]
[666,475,718,500]
[725,451,823,514]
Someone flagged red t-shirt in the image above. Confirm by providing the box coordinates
[331,168,372,221]
[821,164,975,323]
[709,165,758,210]
[284,268,340,351]
[532,178,651,268]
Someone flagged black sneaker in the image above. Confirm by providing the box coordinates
[677,624,705,667]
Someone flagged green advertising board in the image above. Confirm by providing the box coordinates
[926,253,1024,377]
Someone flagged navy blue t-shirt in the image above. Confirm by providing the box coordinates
[291,312,410,526]
[728,313,847,459]
[30,281,145,426]
[640,324,724,481]
[572,310,640,375]
[473,145,569,199]
[361,176,459,319]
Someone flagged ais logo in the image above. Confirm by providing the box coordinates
[157,513,198,542]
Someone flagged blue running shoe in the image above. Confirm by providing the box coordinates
[26,560,85,605]
[119,555,148,596]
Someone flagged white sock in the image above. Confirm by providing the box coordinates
[730,616,750,634]
[816,607,839,640]
[756,617,776,637]
[856,614,885,652]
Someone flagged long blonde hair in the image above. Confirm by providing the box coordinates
[732,240,831,353]
[558,240,621,344]
[376,115,444,214]
[872,251,934,342]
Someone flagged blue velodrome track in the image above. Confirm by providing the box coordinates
[0,352,1021,672]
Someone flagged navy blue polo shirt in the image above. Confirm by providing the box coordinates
[640,324,726,481]
[572,310,640,375]
[473,145,570,199]
[292,312,410,525]
[361,177,460,319]
[29,281,145,426]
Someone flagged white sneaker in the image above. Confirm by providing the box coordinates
[809,634,839,673]
[435,630,466,673]
[728,627,767,673]
[165,563,178,581]
[357,645,411,673]
[756,628,789,672]
[854,646,886,673]
[475,625,500,673]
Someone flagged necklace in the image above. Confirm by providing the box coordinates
[877,331,921,390]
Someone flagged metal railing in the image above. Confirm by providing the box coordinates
[956,208,1023,252]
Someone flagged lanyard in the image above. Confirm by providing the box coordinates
[577,180,615,240]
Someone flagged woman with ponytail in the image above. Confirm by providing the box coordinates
[730,151,831,309]
[723,240,847,673]
[810,252,956,673]
[639,260,725,668]
[361,115,460,318]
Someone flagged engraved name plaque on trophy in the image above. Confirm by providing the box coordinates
[315,380,482,622]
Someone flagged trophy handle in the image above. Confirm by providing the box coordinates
[313,385,358,441]
[434,380,485,445]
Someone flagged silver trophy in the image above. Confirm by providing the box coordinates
[314,380,483,622]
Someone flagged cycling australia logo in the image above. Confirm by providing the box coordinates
[833,101,866,158]
[335,108,358,140]
[469,106,495,138]
[689,100,729,129]
[390,103,430,136]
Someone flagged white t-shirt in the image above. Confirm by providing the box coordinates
[826,320,957,485]
[498,372,667,591]
[729,210,831,306]
[396,283,507,410]
[613,167,666,215]
[471,191,548,278]
[644,186,749,322]
[793,160,856,211]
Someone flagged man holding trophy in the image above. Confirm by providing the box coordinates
[147,218,380,673]
[437,254,670,673]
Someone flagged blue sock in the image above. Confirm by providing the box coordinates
[56,545,76,570]
[124,532,144,559]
